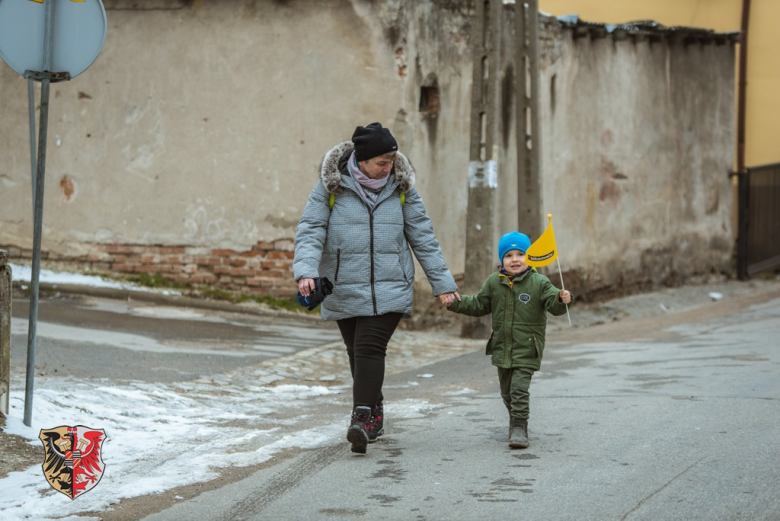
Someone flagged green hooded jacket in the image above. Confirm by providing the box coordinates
[448,268,570,370]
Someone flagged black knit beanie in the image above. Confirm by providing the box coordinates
[351,122,398,161]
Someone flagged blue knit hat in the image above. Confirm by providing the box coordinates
[498,231,531,262]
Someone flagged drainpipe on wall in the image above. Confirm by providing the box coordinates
[737,0,750,175]
[736,0,751,280]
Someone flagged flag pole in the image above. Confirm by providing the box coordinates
[555,257,571,326]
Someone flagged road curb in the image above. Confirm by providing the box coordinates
[11,280,322,322]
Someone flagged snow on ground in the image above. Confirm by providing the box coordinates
[9,263,180,295]
[0,372,439,520]
[0,264,443,520]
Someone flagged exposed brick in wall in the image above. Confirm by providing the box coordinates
[1,240,297,297]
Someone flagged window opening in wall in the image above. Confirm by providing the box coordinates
[419,86,440,114]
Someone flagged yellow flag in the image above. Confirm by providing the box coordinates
[525,214,558,267]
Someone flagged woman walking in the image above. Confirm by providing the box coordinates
[294,122,459,454]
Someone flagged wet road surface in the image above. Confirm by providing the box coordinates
[10,294,342,382]
[140,289,780,521]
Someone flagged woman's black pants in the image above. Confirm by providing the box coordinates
[336,313,402,408]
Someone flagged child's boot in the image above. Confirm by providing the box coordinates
[509,420,529,449]
[347,406,373,454]
[369,403,384,443]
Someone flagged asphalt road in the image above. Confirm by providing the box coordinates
[10,293,341,382]
[137,288,780,521]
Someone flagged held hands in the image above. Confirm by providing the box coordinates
[439,291,461,308]
[559,290,572,305]
[300,279,464,307]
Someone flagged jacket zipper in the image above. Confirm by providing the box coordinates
[335,249,341,282]
[369,210,377,315]
[505,282,514,367]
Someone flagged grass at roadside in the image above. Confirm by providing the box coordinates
[120,273,317,314]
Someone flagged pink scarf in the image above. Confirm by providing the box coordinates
[347,151,389,209]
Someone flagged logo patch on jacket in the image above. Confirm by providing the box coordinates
[518,293,531,304]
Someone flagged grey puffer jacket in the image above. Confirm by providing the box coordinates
[293,141,458,321]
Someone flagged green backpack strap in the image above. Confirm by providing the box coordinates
[327,191,405,211]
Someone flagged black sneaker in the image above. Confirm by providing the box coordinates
[369,403,384,443]
[347,406,373,454]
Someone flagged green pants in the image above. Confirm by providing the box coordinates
[497,367,534,422]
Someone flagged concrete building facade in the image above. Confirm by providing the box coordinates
[539,0,780,168]
[0,0,737,306]
[533,17,737,298]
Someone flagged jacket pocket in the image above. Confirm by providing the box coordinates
[335,249,341,282]
[532,335,542,359]
[399,248,414,283]
[399,258,409,283]
[485,333,494,355]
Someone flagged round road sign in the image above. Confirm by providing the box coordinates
[0,0,106,79]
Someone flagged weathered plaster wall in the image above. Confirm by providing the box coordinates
[0,0,474,294]
[536,19,735,298]
[0,1,736,304]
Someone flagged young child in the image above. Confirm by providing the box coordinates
[443,231,572,449]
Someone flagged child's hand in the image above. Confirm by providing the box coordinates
[559,290,572,304]
[439,291,461,307]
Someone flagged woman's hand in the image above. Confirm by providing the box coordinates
[298,278,316,297]
[439,291,462,307]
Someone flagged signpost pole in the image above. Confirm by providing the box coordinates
[28,78,37,214]
[0,0,107,427]
[23,0,56,428]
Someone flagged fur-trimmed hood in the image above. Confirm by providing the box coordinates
[318,140,416,194]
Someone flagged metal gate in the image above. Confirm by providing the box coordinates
[737,162,780,279]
